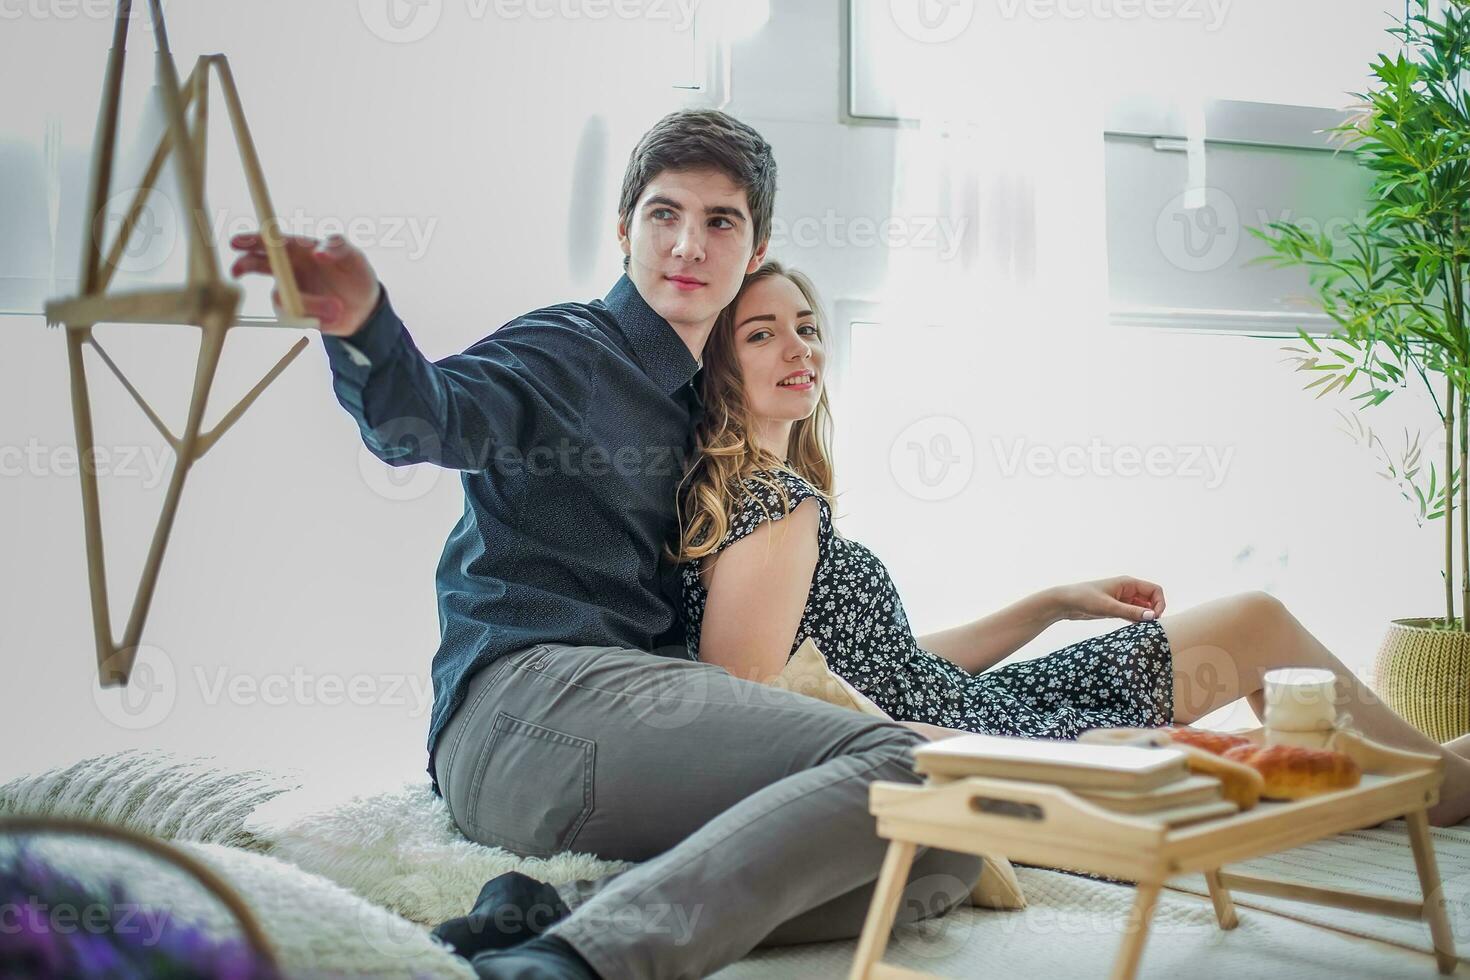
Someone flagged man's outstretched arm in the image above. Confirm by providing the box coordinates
[230,231,591,471]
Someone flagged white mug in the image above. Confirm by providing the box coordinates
[1262,667,1339,735]
[1264,726,1334,749]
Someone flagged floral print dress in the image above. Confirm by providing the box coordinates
[681,468,1174,736]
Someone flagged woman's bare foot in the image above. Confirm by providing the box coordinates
[1427,784,1470,827]
[1422,748,1470,826]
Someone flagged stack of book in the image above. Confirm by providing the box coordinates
[914,734,1237,828]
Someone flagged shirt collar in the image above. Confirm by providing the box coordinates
[603,274,702,396]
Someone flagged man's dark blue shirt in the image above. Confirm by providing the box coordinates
[321,275,705,797]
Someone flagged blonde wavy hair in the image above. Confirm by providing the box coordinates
[668,260,840,565]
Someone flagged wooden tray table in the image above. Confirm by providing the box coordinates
[848,727,1455,980]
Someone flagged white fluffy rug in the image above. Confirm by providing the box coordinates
[3,750,1458,979]
[243,766,633,925]
[0,748,630,927]
[0,750,300,851]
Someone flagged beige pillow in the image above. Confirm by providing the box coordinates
[773,638,1027,911]
[772,637,891,718]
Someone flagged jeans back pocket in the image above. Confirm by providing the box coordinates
[466,710,596,858]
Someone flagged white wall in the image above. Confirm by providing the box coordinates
[0,0,1445,787]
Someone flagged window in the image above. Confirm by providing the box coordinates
[1104,100,1374,335]
[846,0,1399,335]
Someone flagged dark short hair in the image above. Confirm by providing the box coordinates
[618,108,777,271]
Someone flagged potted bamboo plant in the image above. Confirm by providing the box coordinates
[1252,0,1470,739]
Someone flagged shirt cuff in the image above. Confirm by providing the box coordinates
[322,282,402,374]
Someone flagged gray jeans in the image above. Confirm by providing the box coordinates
[433,642,983,979]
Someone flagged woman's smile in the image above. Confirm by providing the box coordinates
[776,370,816,391]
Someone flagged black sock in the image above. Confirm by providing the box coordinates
[432,871,572,959]
[470,934,599,979]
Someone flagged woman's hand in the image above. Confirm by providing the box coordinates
[1050,576,1165,624]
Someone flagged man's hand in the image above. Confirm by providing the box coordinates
[1049,576,1165,624]
[229,231,381,337]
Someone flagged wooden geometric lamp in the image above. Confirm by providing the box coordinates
[43,0,317,688]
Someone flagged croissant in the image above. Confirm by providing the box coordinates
[1222,743,1361,800]
[1168,743,1263,810]
[1163,726,1252,756]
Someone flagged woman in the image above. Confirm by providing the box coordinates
[672,260,1470,827]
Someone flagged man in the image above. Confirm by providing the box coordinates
[230,108,980,980]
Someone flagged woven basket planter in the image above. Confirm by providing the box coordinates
[1373,618,1470,742]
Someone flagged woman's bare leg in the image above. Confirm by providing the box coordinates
[1445,732,1470,758]
[1158,590,1470,827]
